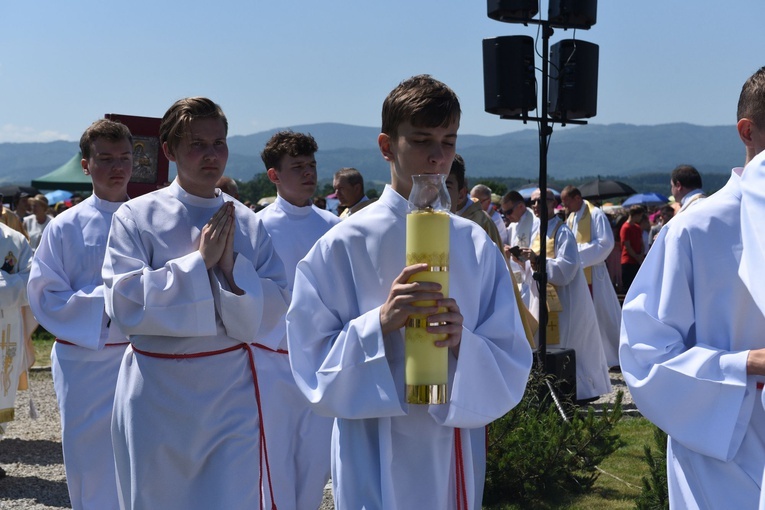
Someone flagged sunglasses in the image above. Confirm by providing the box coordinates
[499,203,520,216]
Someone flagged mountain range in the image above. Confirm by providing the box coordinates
[0,122,742,189]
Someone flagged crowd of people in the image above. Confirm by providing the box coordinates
[1,67,765,510]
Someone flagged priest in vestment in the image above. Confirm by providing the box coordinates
[561,185,622,368]
[0,222,32,434]
[519,188,611,401]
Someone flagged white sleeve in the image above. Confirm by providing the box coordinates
[622,227,752,462]
[577,208,614,268]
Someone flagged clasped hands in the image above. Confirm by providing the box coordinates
[199,201,243,295]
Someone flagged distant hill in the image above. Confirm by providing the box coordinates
[0,122,742,191]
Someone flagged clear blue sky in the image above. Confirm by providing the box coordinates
[1,1,763,143]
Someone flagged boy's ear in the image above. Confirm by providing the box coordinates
[738,118,754,146]
[266,167,280,184]
[378,133,394,162]
[162,141,176,162]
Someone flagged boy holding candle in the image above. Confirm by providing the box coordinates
[286,75,532,509]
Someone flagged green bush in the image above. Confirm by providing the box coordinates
[484,369,623,507]
[635,425,669,510]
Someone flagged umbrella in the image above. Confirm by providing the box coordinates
[45,189,73,204]
[578,178,636,200]
[0,184,39,202]
[516,186,561,200]
[622,192,670,207]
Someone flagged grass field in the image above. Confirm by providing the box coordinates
[31,326,54,367]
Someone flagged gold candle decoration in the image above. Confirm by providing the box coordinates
[405,174,451,405]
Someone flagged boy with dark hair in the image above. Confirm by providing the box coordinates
[28,118,133,510]
[622,66,765,508]
[255,130,339,509]
[286,75,531,509]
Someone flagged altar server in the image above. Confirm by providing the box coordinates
[622,66,765,509]
[28,119,132,510]
[286,75,532,510]
[254,130,339,509]
[103,97,289,510]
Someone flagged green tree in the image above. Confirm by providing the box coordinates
[239,172,276,204]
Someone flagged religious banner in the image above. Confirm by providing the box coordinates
[0,309,24,432]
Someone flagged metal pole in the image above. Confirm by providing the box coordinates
[536,21,553,373]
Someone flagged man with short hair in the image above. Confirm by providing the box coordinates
[622,66,765,509]
[560,185,622,368]
[470,183,507,244]
[446,154,503,250]
[670,164,705,213]
[520,188,611,402]
[501,190,537,249]
[333,167,374,218]
[255,130,339,509]
[28,118,133,510]
[215,175,239,200]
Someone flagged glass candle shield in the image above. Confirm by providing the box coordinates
[405,174,451,405]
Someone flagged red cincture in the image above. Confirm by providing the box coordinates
[130,342,278,510]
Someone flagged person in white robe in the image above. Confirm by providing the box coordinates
[254,131,340,510]
[519,188,611,401]
[23,194,53,252]
[561,186,622,368]
[27,120,133,510]
[502,192,538,308]
[103,98,289,510]
[287,75,532,510]
[0,222,32,435]
[623,67,765,509]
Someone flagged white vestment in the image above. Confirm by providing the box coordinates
[525,216,611,400]
[567,203,622,367]
[28,194,127,510]
[23,214,52,252]
[508,209,539,306]
[623,168,765,509]
[490,208,508,245]
[736,154,765,510]
[103,181,289,510]
[254,195,339,510]
[287,185,532,510]
[0,223,32,432]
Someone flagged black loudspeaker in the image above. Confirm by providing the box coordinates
[544,348,577,400]
[483,36,536,117]
[548,0,597,29]
[548,39,598,120]
[487,0,539,23]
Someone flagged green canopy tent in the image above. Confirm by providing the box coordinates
[31,152,93,192]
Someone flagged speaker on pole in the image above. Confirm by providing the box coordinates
[548,39,598,120]
[483,35,537,117]
[548,0,597,29]
[487,0,538,23]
